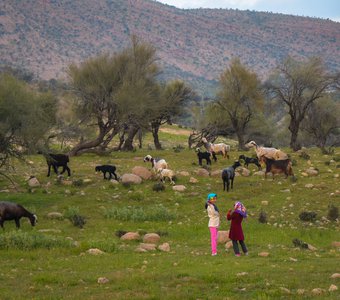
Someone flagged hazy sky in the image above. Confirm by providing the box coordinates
[156,0,340,22]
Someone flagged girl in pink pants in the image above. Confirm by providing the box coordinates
[205,193,220,256]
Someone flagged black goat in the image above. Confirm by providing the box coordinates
[222,161,241,192]
[95,165,118,180]
[239,154,261,170]
[45,153,71,177]
[0,201,37,229]
[196,148,212,166]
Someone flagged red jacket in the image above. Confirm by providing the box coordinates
[227,210,245,241]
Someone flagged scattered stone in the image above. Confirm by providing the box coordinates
[87,248,104,255]
[258,252,270,257]
[280,287,290,294]
[138,243,157,251]
[28,176,40,187]
[189,177,198,183]
[261,201,269,206]
[329,284,338,292]
[158,242,171,252]
[297,289,305,295]
[289,257,298,262]
[311,288,324,295]
[237,272,248,276]
[178,171,190,176]
[110,179,119,185]
[195,169,210,177]
[210,170,222,177]
[330,273,340,279]
[306,168,319,176]
[47,212,63,219]
[97,277,109,284]
[121,232,140,241]
[131,166,152,180]
[38,229,62,233]
[135,247,148,253]
[121,173,142,184]
[307,244,317,251]
[172,185,186,192]
[253,171,265,176]
[143,233,160,244]
[331,241,340,248]
[305,183,314,189]
[217,231,230,244]
[225,241,233,250]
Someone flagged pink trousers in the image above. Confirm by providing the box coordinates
[209,227,218,254]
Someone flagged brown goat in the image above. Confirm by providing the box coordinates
[261,157,294,179]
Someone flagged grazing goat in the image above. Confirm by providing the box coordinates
[202,137,230,159]
[143,155,168,171]
[45,153,71,177]
[95,165,118,180]
[0,201,37,229]
[222,161,242,192]
[239,154,261,170]
[245,141,288,160]
[196,148,212,166]
[261,157,294,179]
[157,168,176,185]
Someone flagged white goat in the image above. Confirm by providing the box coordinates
[201,137,230,159]
[157,168,176,185]
[245,141,288,160]
[143,155,168,172]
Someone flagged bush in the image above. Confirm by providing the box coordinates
[292,238,308,249]
[103,204,175,222]
[299,211,317,222]
[0,231,73,250]
[258,210,267,223]
[64,206,86,228]
[327,204,339,221]
[153,182,165,192]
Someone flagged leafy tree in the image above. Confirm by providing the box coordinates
[265,56,337,151]
[0,74,56,173]
[301,94,340,152]
[216,58,263,149]
[68,37,161,154]
[150,80,194,149]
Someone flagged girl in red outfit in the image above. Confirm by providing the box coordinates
[227,201,248,257]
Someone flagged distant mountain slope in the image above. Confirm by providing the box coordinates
[0,0,339,94]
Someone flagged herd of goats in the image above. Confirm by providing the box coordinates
[0,139,294,230]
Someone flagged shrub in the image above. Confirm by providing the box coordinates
[292,238,308,249]
[299,211,317,222]
[0,231,73,250]
[103,204,175,222]
[64,206,86,228]
[327,204,339,221]
[258,210,267,223]
[72,179,84,187]
[153,182,165,192]
[173,145,185,153]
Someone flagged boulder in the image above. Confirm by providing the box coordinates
[189,177,198,183]
[121,173,142,184]
[28,176,40,187]
[143,233,160,244]
[172,185,186,192]
[195,169,210,177]
[138,243,157,251]
[121,232,141,241]
[87,248,104,255]
[217,231,230,244]
[158,242,171,252]
[132,166,152,180]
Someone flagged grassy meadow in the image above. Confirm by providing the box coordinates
[0,127,339,299]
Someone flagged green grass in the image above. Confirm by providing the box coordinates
[0,129,339,299]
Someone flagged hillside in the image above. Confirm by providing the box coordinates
[0,0,339,94]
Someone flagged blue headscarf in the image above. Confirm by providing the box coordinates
[205,193,219,212]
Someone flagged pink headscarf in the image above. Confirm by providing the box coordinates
[234,201,247,217]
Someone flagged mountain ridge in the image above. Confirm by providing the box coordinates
[0,0,339,94]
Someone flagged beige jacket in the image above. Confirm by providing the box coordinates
[207,204,220,227]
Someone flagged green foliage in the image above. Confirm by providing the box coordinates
[0,74,57,169]
[64,206,86,228]
[299,211,317,222]
[0,231,73,250]
[103,204,175,222]
[327,204,339,221]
